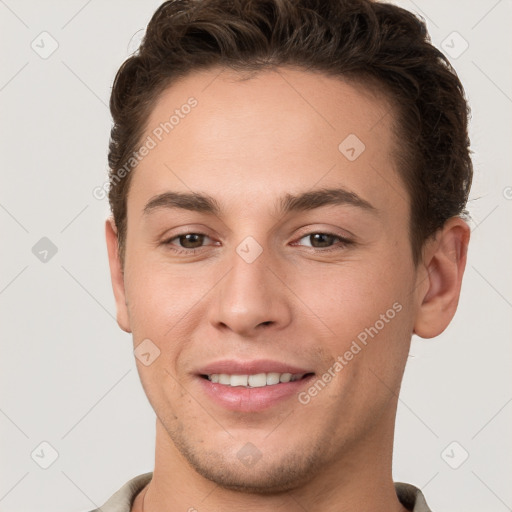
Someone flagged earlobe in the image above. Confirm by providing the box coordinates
[105,217,132,333]
[413,217,470,339]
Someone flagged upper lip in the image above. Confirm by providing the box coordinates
[196,359,314,376]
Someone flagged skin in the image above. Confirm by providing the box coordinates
[105,66,470,512]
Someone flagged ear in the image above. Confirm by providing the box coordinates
[413,217,470,339]
[105,217,131,333]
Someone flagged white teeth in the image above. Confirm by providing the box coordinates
[218,374,231,385]
[230,374,248,387]
[266,372,280,385]
[207,372,308,387]
[248,373,267,387]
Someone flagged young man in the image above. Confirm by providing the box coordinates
[97,0,472,510]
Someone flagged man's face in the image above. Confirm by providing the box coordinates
[116,67,423,491]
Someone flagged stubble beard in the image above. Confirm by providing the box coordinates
[166,420,333,495]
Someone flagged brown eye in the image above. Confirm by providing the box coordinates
[163,232,212,252]
[307,233,336,248]
[294,232,353,252]
[175,233,206,249]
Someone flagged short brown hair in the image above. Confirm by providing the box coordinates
[108,0,472,266]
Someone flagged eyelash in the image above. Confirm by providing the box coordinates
[161,231,353,254]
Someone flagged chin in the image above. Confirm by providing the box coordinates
[190,457,318,495]
[172,432,326,494]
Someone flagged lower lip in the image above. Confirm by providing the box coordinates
[198,375,315,412]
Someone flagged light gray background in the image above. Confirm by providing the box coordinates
[1,1,511,511]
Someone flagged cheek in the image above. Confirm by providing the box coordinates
[295,255,415,394]
[292,256,410,338]
[124,257,205,332]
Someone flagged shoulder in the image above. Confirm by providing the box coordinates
[85,472,153,512]
[394,481,433,512]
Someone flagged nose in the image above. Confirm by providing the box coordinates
[208,243,293,337]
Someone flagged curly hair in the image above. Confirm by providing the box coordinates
[108,0,472,266]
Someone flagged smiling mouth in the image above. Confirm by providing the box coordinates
[201,372,315,388]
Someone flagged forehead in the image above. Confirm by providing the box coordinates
[129,66,407,220]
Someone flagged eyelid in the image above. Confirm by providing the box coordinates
[291,231,354,252]
[294,224,356,241]
[162,229,354,255]
[162,231,215,247]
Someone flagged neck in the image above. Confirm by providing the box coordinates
[134,415,409,512]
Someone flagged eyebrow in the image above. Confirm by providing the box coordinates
[143,187,378,217]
